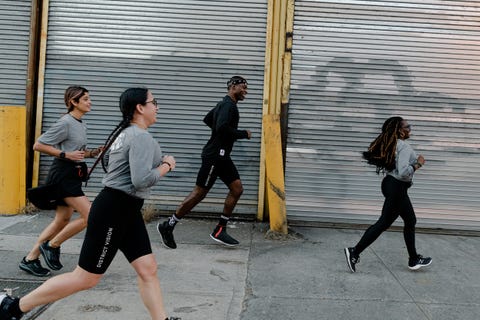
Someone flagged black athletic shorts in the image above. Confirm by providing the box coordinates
[195,156,240,190]
[78,187,152,274]
[46,158,85,206]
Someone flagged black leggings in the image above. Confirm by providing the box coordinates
[355,175,417,258]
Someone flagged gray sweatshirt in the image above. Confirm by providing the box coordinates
[387,139,418,183]
[102,125,163,199]
[37,113,87,157]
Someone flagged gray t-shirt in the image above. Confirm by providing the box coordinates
[387,139,417,183]
[37,113,88,155]
[102,125,163,199]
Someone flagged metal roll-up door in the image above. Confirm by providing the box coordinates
[0,0,31,105]
[286,0,480,230]
[39,0,267,215]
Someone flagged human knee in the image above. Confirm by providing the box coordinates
[136,259,158,281]
[80,277,100,290]
[192,187,208,202]
[52,215,71,227]
[72,270,101,290]
[404,217,417,231]
[230,183,244,198]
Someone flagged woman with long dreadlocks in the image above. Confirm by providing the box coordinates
[0,87,180,320]
[344,116,432,273]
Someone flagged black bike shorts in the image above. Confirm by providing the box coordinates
[78,187,152,274]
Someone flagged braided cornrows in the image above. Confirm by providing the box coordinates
[363,116,403,174]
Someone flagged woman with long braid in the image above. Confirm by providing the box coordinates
[344,116,432,273]
[0,87,180,320]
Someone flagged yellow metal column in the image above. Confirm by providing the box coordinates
[32,0,49,187]
[259,0,294,234]
[0,106,26,214]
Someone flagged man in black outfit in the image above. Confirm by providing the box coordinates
[158,76,251,248]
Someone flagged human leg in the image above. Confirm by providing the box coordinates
[131,254,169,320]
[123,199,178,319]
[25,205,73,261]
[19,266,101,313]
[49,195,91,247]
[175,186,209,219]
[398,193,432,270]
[398,193,417,258]
[39,196,91,270]
[345,176,400,272]
[222,179,244,217]
[210,179,243,246]
[20,206,73,276]
[210,161,243,246]
[158,159,213,250]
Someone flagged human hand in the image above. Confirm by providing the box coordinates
[68,150,86,161]
[246,130,252,139]
[417,155,425,166]
[162,155,176,171]
[92,146,105,157]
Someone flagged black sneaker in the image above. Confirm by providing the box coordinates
[0,294,23,320]
[210,226,239,247]
[157,221,177,249]
[19,257,50,277]
[166,317,181,320]
[39,241,63,270]
[344,247,360,273]
[408,255,432,270]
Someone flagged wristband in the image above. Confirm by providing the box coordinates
[162,161,172,171]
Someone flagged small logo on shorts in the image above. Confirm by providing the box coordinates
[219,149,225,156]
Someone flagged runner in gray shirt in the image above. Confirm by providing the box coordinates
[344,116,432,273]
[20,86,102,277]
[0,87,180,320]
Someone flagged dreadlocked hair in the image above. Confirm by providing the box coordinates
[362,116,404,174]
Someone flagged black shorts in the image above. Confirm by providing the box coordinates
[46,159,85,206]
[195,156,240,190]
[78,187,151,274]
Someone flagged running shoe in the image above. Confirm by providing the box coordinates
[19,257,50,277]
[0,294,23,320]
[157,221,177,249]
[210,225,239,246]
[344,247,360,273]
[39,241,63,270]
[408,255,432,270]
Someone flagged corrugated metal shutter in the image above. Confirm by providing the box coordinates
[0,0,31,105]
[39,0,267,215]
[286,0,480,230]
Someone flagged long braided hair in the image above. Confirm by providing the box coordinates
[363,116,404,174]
[86,88,149,181]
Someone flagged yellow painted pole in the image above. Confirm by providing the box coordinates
[0,106,26,214]
[32,0,49,187]
[260,0,290,234]
[257,0,275,221]
[263,114,288,234]
[282,0,294,106]
[274,0,287,115]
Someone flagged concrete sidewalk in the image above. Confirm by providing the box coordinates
[0,211,479,320]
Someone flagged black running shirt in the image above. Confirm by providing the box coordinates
[201,95,249,159]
